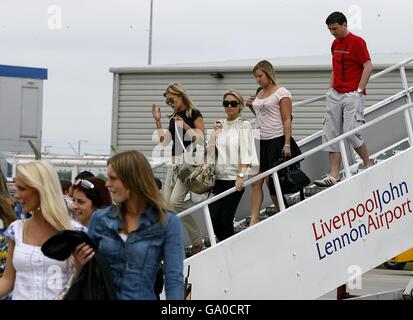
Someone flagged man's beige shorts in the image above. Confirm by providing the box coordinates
[322,88,365,152]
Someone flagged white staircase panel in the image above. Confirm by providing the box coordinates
[185,147,413,299]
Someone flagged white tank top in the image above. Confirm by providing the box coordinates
[7,220,83,300]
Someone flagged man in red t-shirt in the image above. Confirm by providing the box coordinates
[315,11,373,188]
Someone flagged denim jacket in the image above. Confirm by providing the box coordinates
[88,205,184,300]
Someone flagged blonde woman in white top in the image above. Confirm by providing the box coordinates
[207,90,258,241]
[0,161,86,300]
[246,60,302,226]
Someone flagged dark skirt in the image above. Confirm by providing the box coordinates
[259,136,301,172]
[259,135,301,195]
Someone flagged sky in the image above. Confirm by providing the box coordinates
[1,0,412,155]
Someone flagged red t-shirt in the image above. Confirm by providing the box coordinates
[331,32,371,93]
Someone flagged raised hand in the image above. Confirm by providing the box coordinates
[152,104,161,122]
[212,121,222,134]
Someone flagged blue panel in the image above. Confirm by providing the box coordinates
[0,65,48,80]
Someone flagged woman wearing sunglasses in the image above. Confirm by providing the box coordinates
[207,90,258,241]
[245,60,301,225]
[72,177,112,227]
[151,82,205,255]
[0,161,86,300]
[73,150,184,300]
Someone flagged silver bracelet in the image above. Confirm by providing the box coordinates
[284,144,291,148]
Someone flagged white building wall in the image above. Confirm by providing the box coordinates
[0,72,45,176]
[0,76,43,153]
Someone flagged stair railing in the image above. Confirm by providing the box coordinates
[178,56,413,251]
[179,99,413,249]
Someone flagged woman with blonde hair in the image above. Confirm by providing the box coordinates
[0,168,16,284]
[0,161,85,300]
[0,168,15,229]
[246,60,302,225]
[73,150,184,300]
[151,82,205,255]
[207,90,258,241]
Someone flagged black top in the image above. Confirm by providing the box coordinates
[168,108,203,156]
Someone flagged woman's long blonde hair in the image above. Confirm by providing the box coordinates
[108,150,168,221]
[0,167,16,228]
[16,161,72,230]
[253,60,278,86]
[164,82,196,118]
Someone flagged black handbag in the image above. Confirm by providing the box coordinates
[276,157,311,194]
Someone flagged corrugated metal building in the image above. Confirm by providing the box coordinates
[110,53,413,180]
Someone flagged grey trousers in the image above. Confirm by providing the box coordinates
[164,165,203,247]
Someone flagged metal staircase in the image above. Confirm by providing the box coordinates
[177,57,413,299]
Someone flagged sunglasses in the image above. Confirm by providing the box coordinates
[165,98,175,105]
[223,100,240,108]
[75,179,95,190]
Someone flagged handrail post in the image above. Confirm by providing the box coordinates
[400,65,413,146]
[202,205,217,247]
[404,109,413,146]
[272,171,286,212]
[400,66,413,130]
[400,66,411,95]
[12,157,17,178]
[339,140,351,179]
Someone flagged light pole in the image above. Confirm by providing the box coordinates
[77,140,88,156]
[43,145,52,155]
[148,0,153,65]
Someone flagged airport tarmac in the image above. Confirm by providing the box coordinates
[319,266,413,300]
